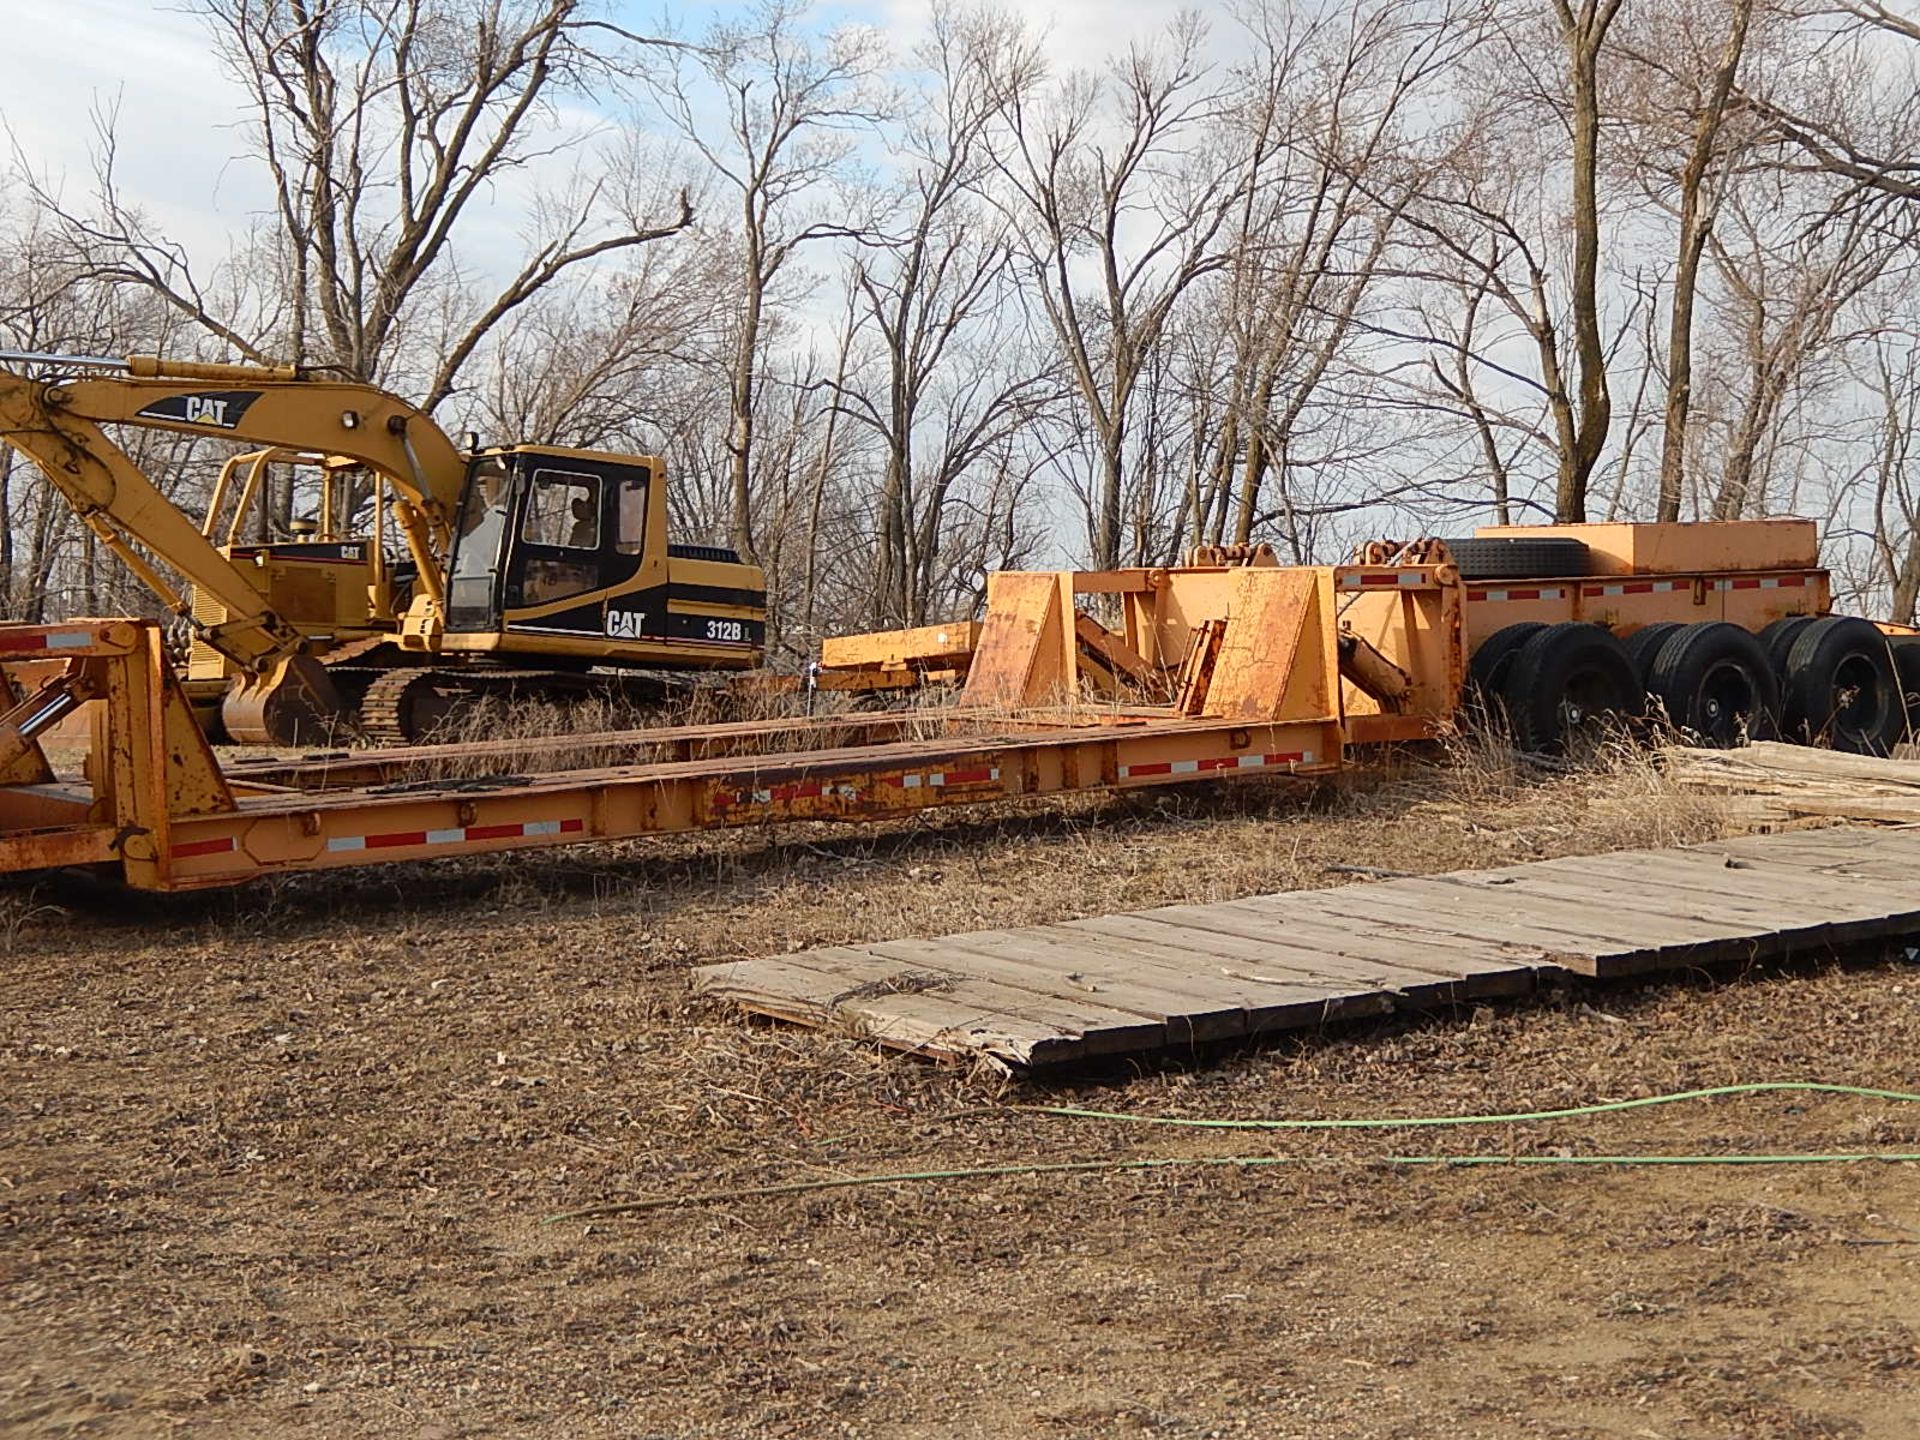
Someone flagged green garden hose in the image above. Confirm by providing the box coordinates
[548,1080,1920,1221]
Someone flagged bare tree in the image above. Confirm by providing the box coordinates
[1860,329,1920,621]
[25,0,694,409]
[836,7,1057,626]
[649,0,889,564]
[1611,0,1758,519]
[1548,0,1627,522]
[471,223,734,451]
[1388,147,1590,525]
[1746,0,1920,208]
[0,195,218,619]
[980,13,1258,570]
[1701,179,1895,520]
[1202,0,1488,552]
[1374,0,1651,527]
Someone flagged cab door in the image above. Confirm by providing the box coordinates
[499,460,651,641]
[444,455,513,633]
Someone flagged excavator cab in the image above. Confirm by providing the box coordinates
[440,445,767,669]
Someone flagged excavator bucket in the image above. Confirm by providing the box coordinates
[221,653,354,746]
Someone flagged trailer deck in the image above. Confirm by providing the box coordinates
[0,523,1837,891]
[694,825,1920,1068]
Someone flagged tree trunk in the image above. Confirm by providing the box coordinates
[0,447,13,613]
[1095,428,1126,572]
[728,253,764,565]
[1555,0,1624,523]
[875,442,910,626]
[1656,0,1753,522]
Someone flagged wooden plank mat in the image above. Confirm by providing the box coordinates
[691,825,1920,1068]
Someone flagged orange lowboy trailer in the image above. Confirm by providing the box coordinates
[0,521,1855,892]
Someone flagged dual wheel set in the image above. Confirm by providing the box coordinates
[1468,615,1914,756]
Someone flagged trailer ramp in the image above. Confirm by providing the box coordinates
[693,826,1920,1069]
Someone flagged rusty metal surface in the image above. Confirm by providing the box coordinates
[150,710,1345,889]
[0,821,120,870]
[819,620,981,671]
[1206,569,1326,721]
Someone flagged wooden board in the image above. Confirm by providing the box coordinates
[691,825,1920,1068]
[1140,901,1538,997]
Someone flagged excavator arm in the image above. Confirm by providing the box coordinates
[0,353,470,676]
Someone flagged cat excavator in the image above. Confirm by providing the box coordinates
[0,351,767,743]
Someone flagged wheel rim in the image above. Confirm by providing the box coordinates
[1695,659,1758,746]
[1558,664,1628,746]
[1830,652,1890,741]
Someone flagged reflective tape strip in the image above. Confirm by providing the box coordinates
[0,629,93,653]
[1582,579,1690,598]
[1119,751,1314,780]
[324,817,584,853]
[1351,571,1427,588]
[887,766,1001,790]
[1718,575,1806,591]
[1466,587,1566,603]
[171,836,237,860]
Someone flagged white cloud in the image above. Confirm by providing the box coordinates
[853,0,1239,71]
[0,1,268,259]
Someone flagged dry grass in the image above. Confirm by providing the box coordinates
[9,750,1917,1440]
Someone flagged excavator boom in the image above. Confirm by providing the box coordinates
[0,353,468,676]
[54,356,467,543]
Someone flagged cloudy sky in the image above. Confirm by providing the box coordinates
[0,0,1198,270]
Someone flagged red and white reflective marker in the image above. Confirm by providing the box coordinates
[1581,579,1690,597]
[171,835,238,859]
[1119,751,1314,780]
[324,817,584,854]
[0,629,92,654]
[886,767,999,790]
[1466,586,1568,603]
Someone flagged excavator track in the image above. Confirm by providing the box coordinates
[355,666,705,744]
[357,668,463,745]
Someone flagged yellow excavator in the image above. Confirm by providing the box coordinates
[0,351,766,742]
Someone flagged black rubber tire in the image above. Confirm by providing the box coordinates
[1645,622,1781,747]
[1781,616,1904,754]
[1440,537,1590,581]
[1890,637,1920,735]
[1759,615,1817,683]
[1499,622,1644,755]
[1467,622,1547,719]
[1623,623,1684,686]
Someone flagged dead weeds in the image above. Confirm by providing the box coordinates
[2,749,1916,1439]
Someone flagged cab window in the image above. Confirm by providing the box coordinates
[522,470,601,550]
[448,455,512,609]
[616,474,647,556]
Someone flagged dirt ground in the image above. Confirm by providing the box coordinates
[3,755,1918,1439]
